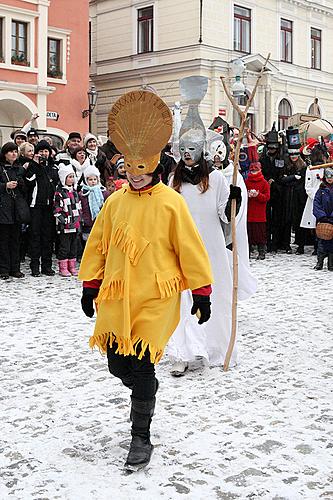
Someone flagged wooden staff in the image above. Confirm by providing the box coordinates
[309,162,333,170]
[220,53,271,372]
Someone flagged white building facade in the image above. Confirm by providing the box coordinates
[90,0,333,134]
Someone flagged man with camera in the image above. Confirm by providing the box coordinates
[25,140,59,277]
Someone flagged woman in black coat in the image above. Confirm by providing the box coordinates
[0,142,27,279]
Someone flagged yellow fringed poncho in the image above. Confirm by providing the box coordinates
[78,182,213,364]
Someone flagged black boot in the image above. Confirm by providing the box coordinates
[314,253,325,270]
[295,246,304,255]
[328,254,333,271]
[257,244,266,260]
[125,397,155,471]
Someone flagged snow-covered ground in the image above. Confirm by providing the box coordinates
[1,249,332,500]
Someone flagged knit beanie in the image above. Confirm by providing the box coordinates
[35,140,53,156]
[58,163,76,187]
[84,164,101,183]
[14,130,27,140]
[84,133,98,147]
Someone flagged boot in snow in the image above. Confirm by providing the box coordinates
[125,397,155,472]
[257,244,266,260]
[314,253,325,271]
[170,361,188,377]
[328,254,333,271]
[58,259,71,277]
[68,258,78,276]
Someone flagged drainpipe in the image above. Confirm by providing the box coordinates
[199,0,203,43]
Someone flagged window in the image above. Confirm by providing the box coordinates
[0,18,3,62]
[137,6,153,54]
[278,99,292,130]
[11,20,28,65]
[47,38,62,78]
[309,99,321,117]
[234,5,251,53]
[281,19,292,63]
[311,28,321,70]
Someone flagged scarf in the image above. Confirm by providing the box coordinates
[81,184,105,220]
[86,149,98,164]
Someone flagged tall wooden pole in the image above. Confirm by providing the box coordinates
[220,54,271,372]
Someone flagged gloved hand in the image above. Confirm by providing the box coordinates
[81,287,99,317]
[191,294,211,325]
[229,185,242,201]
[225,185,242,222]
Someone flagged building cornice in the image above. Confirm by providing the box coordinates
[284,0,333,16]
[0,81,55,95]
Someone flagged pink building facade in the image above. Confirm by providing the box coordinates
[0,0,89,144]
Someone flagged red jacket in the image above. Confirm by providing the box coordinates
[245,172,270,222]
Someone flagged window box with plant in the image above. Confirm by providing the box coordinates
[11,53,29,66]
[47,67,63,79]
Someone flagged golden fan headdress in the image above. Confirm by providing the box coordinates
[108,90,173,175]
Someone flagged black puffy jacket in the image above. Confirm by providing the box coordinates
[0,161,26,224]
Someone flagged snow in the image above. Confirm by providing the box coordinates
[1,249,332,500]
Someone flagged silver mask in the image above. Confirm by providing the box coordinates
[179,129,205,163]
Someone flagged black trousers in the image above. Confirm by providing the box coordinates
[107,342,156,401]
[0,223,21,274]
[57,232,78,260]
[29,207,55,270]
[271,223,292,250]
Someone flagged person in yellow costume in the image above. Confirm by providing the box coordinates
[78,90,213,471]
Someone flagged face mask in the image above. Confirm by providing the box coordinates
[325,167,333,179]
[210,140,227,162]
[179,129,205,163]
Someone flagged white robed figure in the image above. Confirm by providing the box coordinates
[167,76,251,374]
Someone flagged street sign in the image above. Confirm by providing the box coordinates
[47,111,59,121]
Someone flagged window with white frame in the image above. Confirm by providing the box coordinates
[137,6,153,54]
[278,98,292,130]
[281,19,292,63]
[234,5,251,54]
[311,28,321,70]
[48,38,62,78]
[11,20,28,65]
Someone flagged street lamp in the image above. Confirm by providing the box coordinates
[231,59,246,98]
[82,85,98,131]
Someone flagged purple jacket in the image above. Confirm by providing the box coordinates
[313,183,333,224]
[79,189,110,232]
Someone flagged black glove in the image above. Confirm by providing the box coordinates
[191,294,211,325]
[81,287,99,318]
[225,185,242,222]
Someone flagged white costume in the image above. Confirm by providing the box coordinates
[221,161,257,301]
[300,167,324,229]
[167,170,236,366]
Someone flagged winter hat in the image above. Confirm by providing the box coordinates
[1,141,18,156]
[58,163,76,187]
[68,132,82,141]
[84,164,101,183]
[116,157,125,170]
[13,130,27,141]
[35,140,53,156]
[301,138,319,156]
[27,128,39,138]
[84,133,98,147]
[266,123,279,148]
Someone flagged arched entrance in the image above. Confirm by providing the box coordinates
[0,91,38,144]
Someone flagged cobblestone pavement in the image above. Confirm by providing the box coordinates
[0,250,332,500]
